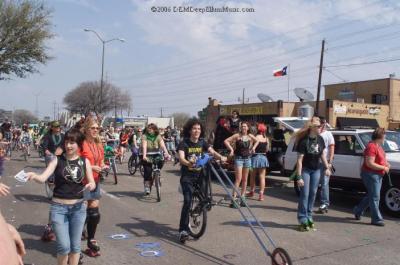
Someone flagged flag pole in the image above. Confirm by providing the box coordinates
[287,64,290,101]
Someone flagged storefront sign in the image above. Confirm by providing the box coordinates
[240,106,264,115]
[347,108,369,115]
[333,105,347,114]
[368,107,380,115]
[338,89,355,100]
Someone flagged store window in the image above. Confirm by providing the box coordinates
[372,94,387,104]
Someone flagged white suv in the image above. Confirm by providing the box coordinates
[282,129,400,218]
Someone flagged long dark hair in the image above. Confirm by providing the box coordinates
[64,128,85,149]
[183,118,205,138]
[144,123,159,136]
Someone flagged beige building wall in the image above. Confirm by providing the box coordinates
[325,78,390,104]
[389,79,400,124]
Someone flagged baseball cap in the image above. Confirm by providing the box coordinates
[51,121,60,128]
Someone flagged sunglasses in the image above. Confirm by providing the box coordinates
[90,127,99,130]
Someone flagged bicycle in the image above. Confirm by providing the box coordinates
[101,155,118,185]
[21,143,29,161]
[143,152,164,202]
[127,150,140,175]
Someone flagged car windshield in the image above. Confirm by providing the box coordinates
[280,120,308,131]
[359,132,400,152]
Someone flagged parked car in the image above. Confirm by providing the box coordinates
[282,129,400,217]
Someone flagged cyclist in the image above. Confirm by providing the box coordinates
[119,128,130,162]
[20,124,32,157]
[177,118,226,243]
[41,121,65,241]
[141,123,171,195]
[26,129,96,265]
[0,118,12,142]
[128,127,142,166]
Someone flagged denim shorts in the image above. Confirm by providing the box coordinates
[84,182,101,201]
[234,156,251,168]
[251,154,269,169]
[50,201,87,255]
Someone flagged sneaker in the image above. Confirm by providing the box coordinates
[298,223,310,232]
[307,220,316,230]
[240,197,247,207]
[144,186,150,196]
[245,191,255,198]
[371,222,385,227]
[179,230,189,243]
[258,194,264,201]
[353,206,361,220]
[318,204,328,214]
[229,199,239,209]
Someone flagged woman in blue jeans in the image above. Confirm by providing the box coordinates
[354,127,389,226]
[27,129,96,265]
[295,117,331,232]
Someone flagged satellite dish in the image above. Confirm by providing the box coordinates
[257,93,274,103]
[294,88,314,102]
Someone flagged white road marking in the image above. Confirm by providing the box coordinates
[100,188,120,200]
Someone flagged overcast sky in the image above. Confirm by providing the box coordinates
[1,0,400,118]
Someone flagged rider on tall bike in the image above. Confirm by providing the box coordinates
[177,118,226,243]
[20,124,32,157]
[141,123,171,195]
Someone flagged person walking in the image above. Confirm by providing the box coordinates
[26,129,96,265]
[353,127,389,227]
[317,117,335,213]
[294,117,331,232]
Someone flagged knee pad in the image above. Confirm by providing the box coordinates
[87,207,100,224]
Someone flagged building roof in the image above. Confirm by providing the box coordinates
[324,77,400,87]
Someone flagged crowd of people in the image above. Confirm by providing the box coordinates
[0,111,392,264]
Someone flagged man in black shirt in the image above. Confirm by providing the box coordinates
[177,118,226,243]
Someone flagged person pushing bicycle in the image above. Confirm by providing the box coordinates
[177,118,226,243]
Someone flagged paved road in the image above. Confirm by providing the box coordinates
[1,151,400,265]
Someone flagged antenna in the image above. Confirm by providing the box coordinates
[294,88,314,102]
[257,93,274,103]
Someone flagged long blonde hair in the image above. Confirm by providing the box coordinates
[82,117,101,145]
[295,116,320,144]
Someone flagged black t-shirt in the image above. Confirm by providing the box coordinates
[178,138,210,179]
[296,135,325,170]
[53,155,86,200]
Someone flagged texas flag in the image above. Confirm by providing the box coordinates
[273,66,288,77]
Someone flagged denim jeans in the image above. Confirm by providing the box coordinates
[319,165,330,206]
[354,171,383,224]
[179,180,194,232]
[298,167,321,224]
[50,202,87,255]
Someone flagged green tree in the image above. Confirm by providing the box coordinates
[13,109,38,125]
[0,0,53,80]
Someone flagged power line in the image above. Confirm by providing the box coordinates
[325,57,400,68]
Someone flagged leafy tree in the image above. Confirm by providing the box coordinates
[63,81,132,116]
[0,0,53,80]
[172,112,191,128]
[13,109,38,125]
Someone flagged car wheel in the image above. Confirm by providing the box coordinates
[381,178,400,218]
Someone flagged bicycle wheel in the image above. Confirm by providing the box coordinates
[188,194,207,239]
[128,155,137,175]
[139,164,144,177]
[155,173,161,202]
[45,181,54,199]
[271,247,292,265]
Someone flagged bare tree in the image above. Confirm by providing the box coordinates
[13,109,38,125]
[63,81,132,115]
[172,112,191,128]
[0,0,54,80]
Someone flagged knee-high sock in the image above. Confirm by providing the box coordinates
[87,207,100,241]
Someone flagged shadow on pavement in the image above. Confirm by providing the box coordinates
[116,217,236,265]
[107,191,159,203]
[13,194,50,204]
[18,224,57,258]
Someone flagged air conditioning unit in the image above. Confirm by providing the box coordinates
[356,98,365,103]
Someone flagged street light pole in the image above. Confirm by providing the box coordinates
[84,28,125,114]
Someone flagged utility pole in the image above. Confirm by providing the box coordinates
[160,107,163,118]
[242,88,245,104]
[315,39,325,115]
[34,93,40,118]
[57,103,60,120]
[53,101,57,121]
